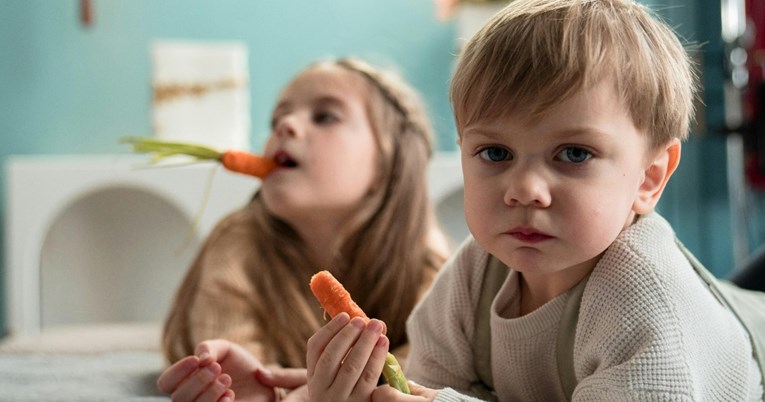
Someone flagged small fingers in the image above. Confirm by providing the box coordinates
[218,389,235,402]
[194,373,232,402]
[349,329,389,399]
[256,367,308,389]
[306,313,351,377]
[194,339,231,366]
[157,355,200,393]
[308,317,388,401]
[340,320,386,396]
[169,361,222,402]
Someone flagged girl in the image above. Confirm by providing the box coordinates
[158,57,450,401]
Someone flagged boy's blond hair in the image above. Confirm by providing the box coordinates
[451,0,698,148]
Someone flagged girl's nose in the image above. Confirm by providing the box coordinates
[273,114,302,138]
[503,166,551,208]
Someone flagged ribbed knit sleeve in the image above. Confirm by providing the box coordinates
[406,236,490,398]
[185,232,272,363]
[164,207,277,364]
[572,213,757,401]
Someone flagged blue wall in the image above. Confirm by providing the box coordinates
[0,0,458,335]
[0,0,740,335]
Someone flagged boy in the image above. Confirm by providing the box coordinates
[304,0,764,400]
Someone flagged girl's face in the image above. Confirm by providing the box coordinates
[459,78,656,294]
[261,65,379,228]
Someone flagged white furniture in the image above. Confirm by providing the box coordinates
[4,153,465,337]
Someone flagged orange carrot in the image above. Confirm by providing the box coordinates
[120,136,277,179]
[221,150,278,179]
[310,270,369,322]
[309,270,410,394]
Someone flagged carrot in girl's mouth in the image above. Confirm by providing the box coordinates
[309,270,410,394]
[120,136,277,179]
[220,150,278,179]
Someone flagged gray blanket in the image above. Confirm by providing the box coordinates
[0,324,171,401]
[0,351,170,401]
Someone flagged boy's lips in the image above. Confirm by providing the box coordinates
[504,227,553,243]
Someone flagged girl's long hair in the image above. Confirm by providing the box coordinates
[163,57,448,367]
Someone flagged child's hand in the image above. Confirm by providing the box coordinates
[306,313,389,402]
[157,339,278,402]
[156,354,234,402]
[256,366,309,401]
[372,382,439,402]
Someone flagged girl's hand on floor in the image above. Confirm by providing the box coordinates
[157,339,277,402]
[156,354,234,402]
[305,313,389,402]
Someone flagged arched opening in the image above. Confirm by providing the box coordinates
[39,186,201,328]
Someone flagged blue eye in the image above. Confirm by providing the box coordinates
[557,147,592,163]
[479,146,512,162]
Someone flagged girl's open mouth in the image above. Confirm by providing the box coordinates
[274,150,298,168]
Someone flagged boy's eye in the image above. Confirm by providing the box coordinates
[478,146,512,162]
[556,147,592,163]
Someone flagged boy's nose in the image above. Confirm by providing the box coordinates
[503,167,551,208]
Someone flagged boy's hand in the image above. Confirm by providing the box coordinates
[306,313,389,402]
[157,339,277,402]
[372,382,439,402]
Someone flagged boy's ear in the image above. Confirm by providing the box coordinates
[633,138,681,215]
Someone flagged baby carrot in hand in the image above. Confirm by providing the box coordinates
[120,136,277,179]
[309,270,410,394]
[310,270,369,321]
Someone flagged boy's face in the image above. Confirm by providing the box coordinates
[459,78,657,289]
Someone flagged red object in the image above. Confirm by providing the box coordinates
[81,0,93,27]
[743,0,765,188]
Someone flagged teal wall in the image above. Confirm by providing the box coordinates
[0,0,744,336]
[0,0,457,336]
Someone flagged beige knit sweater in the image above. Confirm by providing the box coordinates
[406,213,764,401]
[163,202,439,366]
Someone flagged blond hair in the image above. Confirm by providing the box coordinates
[163,57,447,366]
[451,0,698,148]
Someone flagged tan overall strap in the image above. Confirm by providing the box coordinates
[556,273,590,401]
[472,256,590,401]
[676,240,765,386]
[470,256,509,402]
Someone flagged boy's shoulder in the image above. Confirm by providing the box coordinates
[586,213,694,304]
[579,212,745,350]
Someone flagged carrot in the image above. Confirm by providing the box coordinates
[309,270,410,394]
[220,150,278,180]
[120,136,277,179]
[310,270,369,321]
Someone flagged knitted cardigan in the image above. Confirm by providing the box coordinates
[405,213,764,401]
[163,202,438,366]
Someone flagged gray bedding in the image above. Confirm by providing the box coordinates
[0,351,169,401]
[0,324,171,401]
